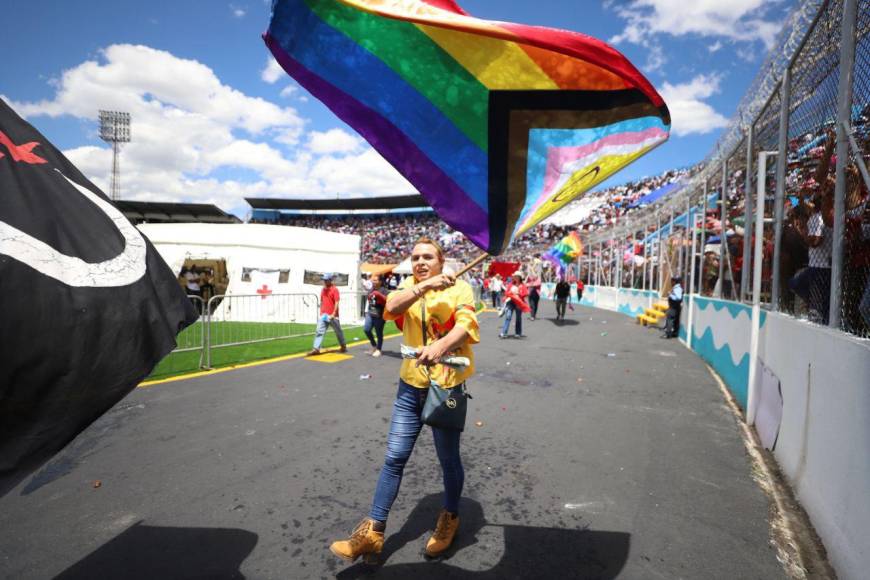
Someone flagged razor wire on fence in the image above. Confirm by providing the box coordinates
[586,0,870,340]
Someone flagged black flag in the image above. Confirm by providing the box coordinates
[0,99,197,496]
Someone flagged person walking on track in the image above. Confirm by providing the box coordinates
[499,274,530,338]
[554,277,571,320]
[364,273,388,357]
[526,271,541,320]
[308,273,347,356]
[329,237,480,564]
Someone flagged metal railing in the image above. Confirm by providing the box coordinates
[584,0,870,340]
[168,291,379,369]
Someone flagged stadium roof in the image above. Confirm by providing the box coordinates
[246,194,428,211]
[114,201,241,224]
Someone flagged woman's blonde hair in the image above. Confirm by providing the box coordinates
[413,236,445,263]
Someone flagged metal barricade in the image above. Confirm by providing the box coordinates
[172,295,207,352]
[341,290,368,327]
[204,293,320,368]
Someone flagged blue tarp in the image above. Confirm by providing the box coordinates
[628,181,682,208]
[639,191,720,245]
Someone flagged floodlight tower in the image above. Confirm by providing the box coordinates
[98,110,131,201]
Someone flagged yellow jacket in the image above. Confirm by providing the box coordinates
[385,276,479,388]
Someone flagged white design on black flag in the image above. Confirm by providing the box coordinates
[0,99,198,496]
[0,169,147,286]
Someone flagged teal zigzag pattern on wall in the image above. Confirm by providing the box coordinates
[689,297,765,411]
[691,325,750,409]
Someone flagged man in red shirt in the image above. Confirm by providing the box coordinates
[308,273,347,356]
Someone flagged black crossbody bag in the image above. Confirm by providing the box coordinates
[419,299,471,431]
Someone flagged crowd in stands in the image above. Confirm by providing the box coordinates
[245,100,870,337]
[572,168,695,230]
[597,104,870,336]
[249,167,694,268]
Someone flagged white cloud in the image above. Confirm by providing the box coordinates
[309,149,414,195]
[230,4,246,18]
[261,56,284,84]
[708,41,724,53]
[5,44,414,212]
[306,128,362,155]
[279,84,298,98]
[659,73,730,136]
[610,0,784,50]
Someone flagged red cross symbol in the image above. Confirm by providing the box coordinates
[256,284,272,299]
[0,130,47,164]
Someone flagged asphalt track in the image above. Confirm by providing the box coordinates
[0,304,787,580]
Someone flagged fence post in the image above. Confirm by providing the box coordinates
[630,229,636,289]
[772,66,791,312]
[611,237,617,287]
[596,242,602,287]
[688,204,699,349]
[204,296,214,369]
[748,152,773,424]
[683,197,691,277]
[641,232,645,290]
[656,212,663,293]
[829,0,858,328]
[699,179,708,294]
[718,159,728,298]
[668,207,675,286]
[742,128,754,302]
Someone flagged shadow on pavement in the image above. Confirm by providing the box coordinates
[547,318,580,326]
[53,522,258,580]
[336,494,629,579]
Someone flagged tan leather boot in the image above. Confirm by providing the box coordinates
[329,518,384,564]
[424,510,459,558]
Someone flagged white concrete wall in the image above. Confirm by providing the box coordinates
[758,313,870,579]
[550,285,870,578]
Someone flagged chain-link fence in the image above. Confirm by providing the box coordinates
[778,0,843,325]
[585,0,870,340]
[842,0,870,337]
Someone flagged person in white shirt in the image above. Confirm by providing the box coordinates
[789,197,832,324]
[489,274,504,308]
[184,267,201,297]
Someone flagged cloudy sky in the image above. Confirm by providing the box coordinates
[1,0,794,218]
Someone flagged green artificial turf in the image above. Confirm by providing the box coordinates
[146,321,399,381]
[146,301,485,382]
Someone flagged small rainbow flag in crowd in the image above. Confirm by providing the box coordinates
[543,231,584,275]
[265,0,669,255]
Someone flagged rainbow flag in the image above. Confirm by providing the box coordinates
[543,230,584,275]
[265,0,670,255]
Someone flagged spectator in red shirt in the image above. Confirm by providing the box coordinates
[308,273,347,356]
[499,274,530,338]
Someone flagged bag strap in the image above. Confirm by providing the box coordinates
[420,295,427,346]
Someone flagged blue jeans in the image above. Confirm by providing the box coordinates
[312,315,346,350]
[501,301,522,336]
[788,267,831,324]
[370,380,464,524]
[364,314,385,350]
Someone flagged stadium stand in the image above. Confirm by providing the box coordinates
[115,200,241,225]
[244,167,694,267]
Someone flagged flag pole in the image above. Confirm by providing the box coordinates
[454,252,489,278]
